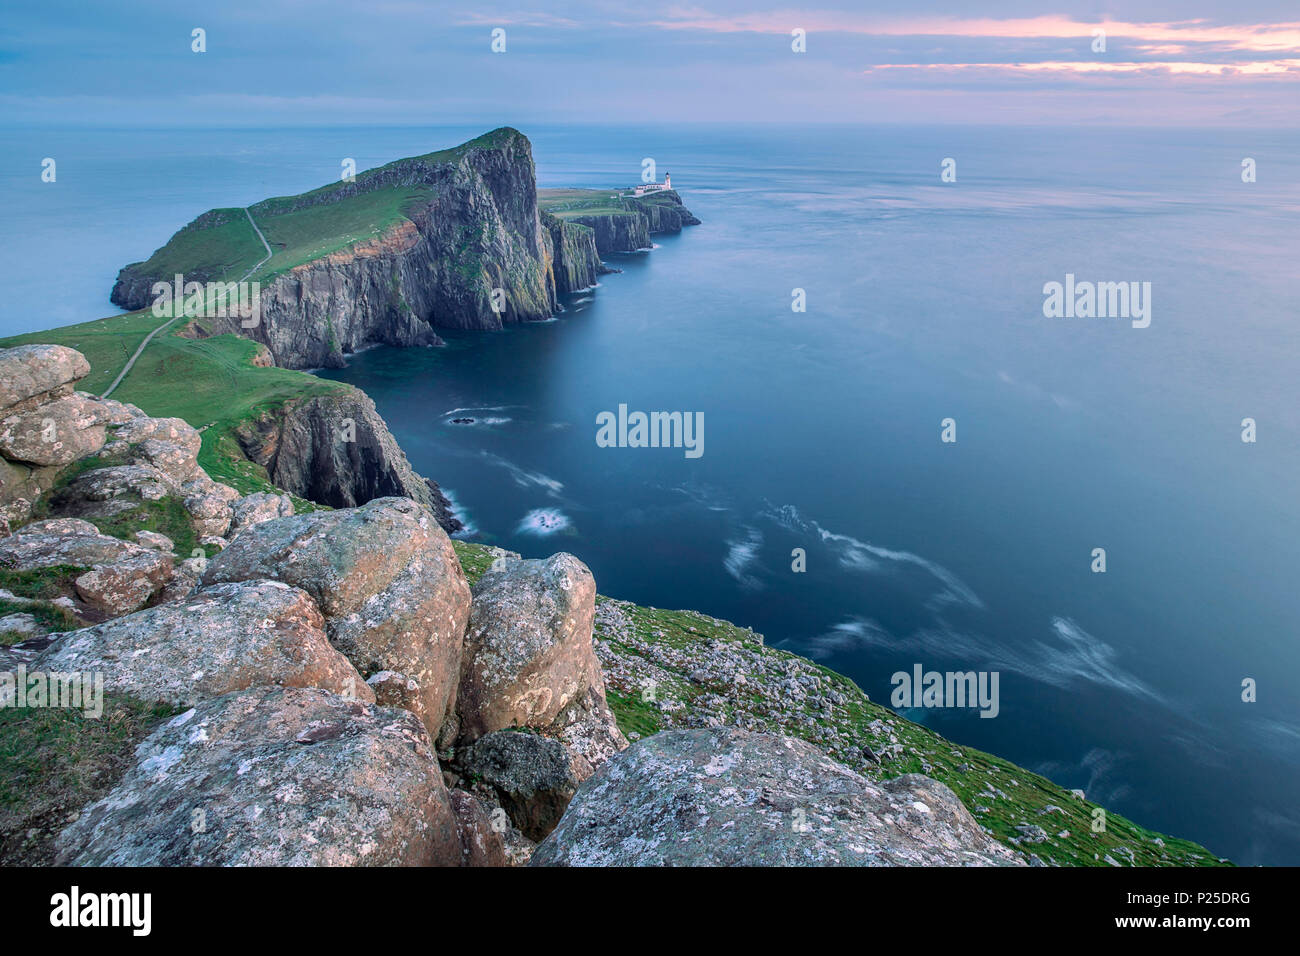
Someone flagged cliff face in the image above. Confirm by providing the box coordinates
[561,191,701,256]
[542,212,603,292]
[117,130,565,370]
[232,387,461,534]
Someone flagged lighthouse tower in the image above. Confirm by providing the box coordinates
[665,172,671,190]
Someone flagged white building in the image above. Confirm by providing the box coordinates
[633,172,671,197]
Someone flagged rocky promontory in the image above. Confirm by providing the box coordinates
[110,129,700,371]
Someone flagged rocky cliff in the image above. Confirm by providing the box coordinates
[112,131,700,370]
[231,387,460,533]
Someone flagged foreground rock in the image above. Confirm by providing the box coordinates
[200,497,470,739]
[461,731,581,841]
[56,687,460,866]
[531,727,1025,867]
[457,552,604,742]
[36,580,371,707]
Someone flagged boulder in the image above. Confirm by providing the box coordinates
[0,345,89,415]
[181,475,240,537]
[200,497,471,740]
[36,580,372,707]
[55,686,461,866]
[0,394,110,467]
[457,552,602,742]
[461,730,581,841]
[530,728,1026,867]
[229,491,294,536]
[365,670,429,733]
[133,530,174,552]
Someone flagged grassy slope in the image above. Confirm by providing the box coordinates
[0,317,344,498]
[453,539,1226,867]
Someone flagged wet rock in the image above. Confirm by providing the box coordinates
[55,686,460,866]
[531,727,1025,867]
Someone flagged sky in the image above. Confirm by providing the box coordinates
[2,1,1299,127]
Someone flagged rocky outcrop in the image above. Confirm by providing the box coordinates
[55,686,461,866]
[35,580,371,707]
[0,345,90,415]
[565,191,701,256]
[531,728,1026,867]
[456,552,606,743]
[200,497,471,742]
[119,130,562,370]
[0,518,173,618]
[232,386,461,534]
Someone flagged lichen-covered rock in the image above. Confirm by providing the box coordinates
[449,789,509,867]
[0,519,172,617]
[229,491,294,536]
[133,530,174,552]
[531,728,1026,867]
[457,552,603,742]
[55,686,460,866]
[36,580,372,707]
[0,345,90,415]
[461,730,581,841]
[365,670,428,733]
[181,475,240,537]
[200,497,470,740]
[0,394,110,467]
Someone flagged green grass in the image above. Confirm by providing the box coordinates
[0,695,179,865]
[250,186,435,282]
[0,598,79,640]
[120,208,266,288]
[0,565,88,601]
[538,188,640,220]
[0,319,347,499]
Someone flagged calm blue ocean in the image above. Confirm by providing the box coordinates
[4,124,1298,864]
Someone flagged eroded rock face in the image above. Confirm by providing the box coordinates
[200,497,471,740]
[461,730,581,841]
[0,345,90,415]
[36,580,371,708]
[530,728,1026,867]
[55,686,460,866]
[457,552,602,742]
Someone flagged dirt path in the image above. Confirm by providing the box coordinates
[100,207,273,399]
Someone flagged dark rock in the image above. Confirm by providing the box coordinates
[461,730,580,841]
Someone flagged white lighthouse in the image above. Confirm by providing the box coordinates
[665,172,671,190]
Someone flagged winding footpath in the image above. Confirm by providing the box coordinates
[100,207,273,400]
